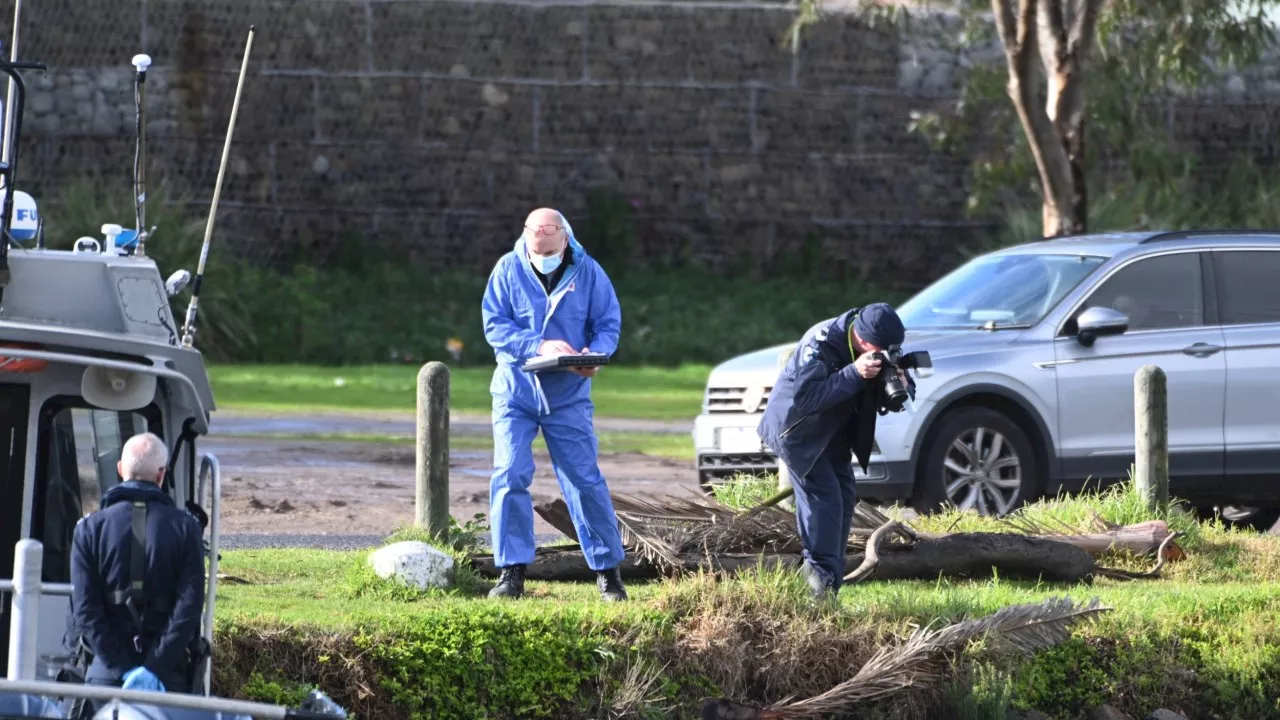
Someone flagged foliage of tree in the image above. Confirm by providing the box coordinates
[792,0,1280,237]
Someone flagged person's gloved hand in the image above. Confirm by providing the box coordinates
[122,666,166,692]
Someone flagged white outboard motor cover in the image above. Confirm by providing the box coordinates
[0,188,39,242]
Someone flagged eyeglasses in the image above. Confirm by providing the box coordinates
[525,224,562,236]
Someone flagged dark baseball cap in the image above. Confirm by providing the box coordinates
[854,303,906,349]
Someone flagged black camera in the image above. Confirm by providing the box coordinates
[870,348,932,414]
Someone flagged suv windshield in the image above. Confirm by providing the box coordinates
[898,252,1106,329]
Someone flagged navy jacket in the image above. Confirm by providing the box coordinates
[758,309,871,478]
[70,481,205,687]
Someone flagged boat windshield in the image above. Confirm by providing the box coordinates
[897,252,1107,330]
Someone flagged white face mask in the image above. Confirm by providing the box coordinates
[530,251,563,275]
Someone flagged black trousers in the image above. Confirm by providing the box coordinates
[790,439,857,589]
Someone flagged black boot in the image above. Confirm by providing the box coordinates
[488,564,526,599]
[597,566,628,602]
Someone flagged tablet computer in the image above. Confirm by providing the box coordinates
[521,352,611,373]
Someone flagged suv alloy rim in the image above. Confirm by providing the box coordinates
[944,426,1022,515]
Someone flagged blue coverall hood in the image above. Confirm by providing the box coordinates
[482,216,622,416]
[511,215,587,271]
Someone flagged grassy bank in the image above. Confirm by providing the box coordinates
[210,482,1280,719]
[207,363,711,421]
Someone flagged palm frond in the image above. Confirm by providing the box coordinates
[605,491,917,575]
[615,512,685,572]
[998,510,1090,538]
[761,596,1110,718]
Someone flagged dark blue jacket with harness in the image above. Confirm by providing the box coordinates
[757,304,911,479]
[70,480,205,691]
[757,308,871,479]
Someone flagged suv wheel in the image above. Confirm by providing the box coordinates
[915,406,1039,517]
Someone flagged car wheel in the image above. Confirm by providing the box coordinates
[914,406,1039,517]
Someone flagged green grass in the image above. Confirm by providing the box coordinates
[208,363,711,421]
[220,429,696,460]
[215,527,1280,718]
[211,478,1280,718]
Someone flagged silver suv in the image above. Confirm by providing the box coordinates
[693,230,1280,522]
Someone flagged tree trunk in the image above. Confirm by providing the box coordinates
[995,0,1101,237]
[1046,67,1088,236]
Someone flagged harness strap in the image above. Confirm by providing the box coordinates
[125,500,148,651]
[108,589,170,614]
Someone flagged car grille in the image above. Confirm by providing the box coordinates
[698,453,778,473]
[706,386,772,414]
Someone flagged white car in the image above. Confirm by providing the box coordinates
[693,229,1280,523]
[692,343,892,492]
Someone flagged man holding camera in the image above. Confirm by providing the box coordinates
[758,303,909,600]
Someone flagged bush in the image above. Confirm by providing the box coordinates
[38,179,904,366]
[212,570,1280,720]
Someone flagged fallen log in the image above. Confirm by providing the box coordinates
[469,547,660,582]
[470,532,1099,583]
[850,531,1097,582]
[990,519,1185,561]
[536,500,581,542]
[534,498,1183,564]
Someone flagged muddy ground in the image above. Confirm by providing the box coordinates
[204,413,700,543]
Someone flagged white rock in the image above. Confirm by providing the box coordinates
[368,541,455,590]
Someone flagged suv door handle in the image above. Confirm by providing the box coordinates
[1182,342,1222,358]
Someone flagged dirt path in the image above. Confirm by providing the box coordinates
[204,432,698,539]
[212,409,693,436]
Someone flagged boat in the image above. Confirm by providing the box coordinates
[0,6,346,719]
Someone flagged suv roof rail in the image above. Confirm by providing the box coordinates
[1139,228,1280,244]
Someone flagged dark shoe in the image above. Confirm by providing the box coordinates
[597,566,628,602]
[800,560,836,602]
[488,564,526,599]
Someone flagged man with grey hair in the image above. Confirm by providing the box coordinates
[70,432,205,708]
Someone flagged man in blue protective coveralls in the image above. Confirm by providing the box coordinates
[481,207,628,602]
[70,432,205,709]
[757,303,907,600]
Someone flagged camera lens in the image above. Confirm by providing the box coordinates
[880,368,909,412]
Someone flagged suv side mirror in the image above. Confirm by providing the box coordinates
[1075,306,1129,347]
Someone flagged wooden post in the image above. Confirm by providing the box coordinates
[416,362,450,537]
[1134,364,1169,512]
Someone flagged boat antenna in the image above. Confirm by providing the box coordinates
[1,0,21,174]
[132,52,152,257]
[181,25,254,348]
[0,2,40,288]
[0,0,19,285]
